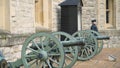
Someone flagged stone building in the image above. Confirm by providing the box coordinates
[0,0,64,46]
[0,0,120,62]
[0,0,64,61]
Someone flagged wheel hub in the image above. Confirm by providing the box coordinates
[38,51,48,61]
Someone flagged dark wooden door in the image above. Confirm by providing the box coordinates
[61,6,78,35]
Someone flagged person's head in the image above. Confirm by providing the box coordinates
[91,19,96,24]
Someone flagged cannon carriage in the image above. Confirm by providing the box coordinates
[0,30,109,68]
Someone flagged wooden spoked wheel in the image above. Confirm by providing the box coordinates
[88,30,103,54]
[21,32,65,68]
[0,59,7,68]
[72,30,98,61]
[52,32,78,68]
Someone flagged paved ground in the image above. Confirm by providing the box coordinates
[73,48,120,68]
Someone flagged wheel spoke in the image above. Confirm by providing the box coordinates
[89,46,94,52]
[27,47,39,53]
[29,59,37,67]
[80,49,84,57]
[43,62,47,68]
[65,54,73,61]
[46,60,52,68]
[39,37,44,50]
[36,60,39,68]
[49,58,59,65]
[41,42,44,50]
[78,33,81,37]
[86,47,91,55]
[34,60,45,68]
[84,48,89,57]
[36,60,45,68]
[48,53,61,56]
[32,41,42,51]
[43,37,49,46]
[64,60,68,66]
[25,54,36,58]
[46,45,57,52]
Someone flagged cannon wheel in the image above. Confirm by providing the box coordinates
[52,32,78,68]
[0,59,7,68]
[21,32,65,68]
[72,30,98,61]
[88,30,103,54]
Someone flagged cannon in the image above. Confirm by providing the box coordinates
[0,30,109,68]
[72,30,109,60]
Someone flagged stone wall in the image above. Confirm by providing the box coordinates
[97,0,106,30]
[100,30,120,48]
[116,0,120,30]
[0,34,30,62]
[51,0,65,31]
[0,45,22,62]
[0,0,36,62]
[10,0,35,34]
[0,34,30,47]
[82,0,97,30]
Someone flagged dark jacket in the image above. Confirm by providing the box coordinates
[91,24,98,32]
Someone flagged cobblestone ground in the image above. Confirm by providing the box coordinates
[73,48,120,68]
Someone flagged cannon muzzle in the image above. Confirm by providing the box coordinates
[96,36,110,40]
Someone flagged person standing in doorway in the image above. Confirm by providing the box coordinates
[91,19,98,32]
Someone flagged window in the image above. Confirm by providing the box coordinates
[106,0,115,28]
[106,0,109,23]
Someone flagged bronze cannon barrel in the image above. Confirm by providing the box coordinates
[96,36,110,40]
[30,39,85,49]
[61,40,85,47]
[30,35,110,49]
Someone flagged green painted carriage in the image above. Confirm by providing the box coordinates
[0,30,109,68]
